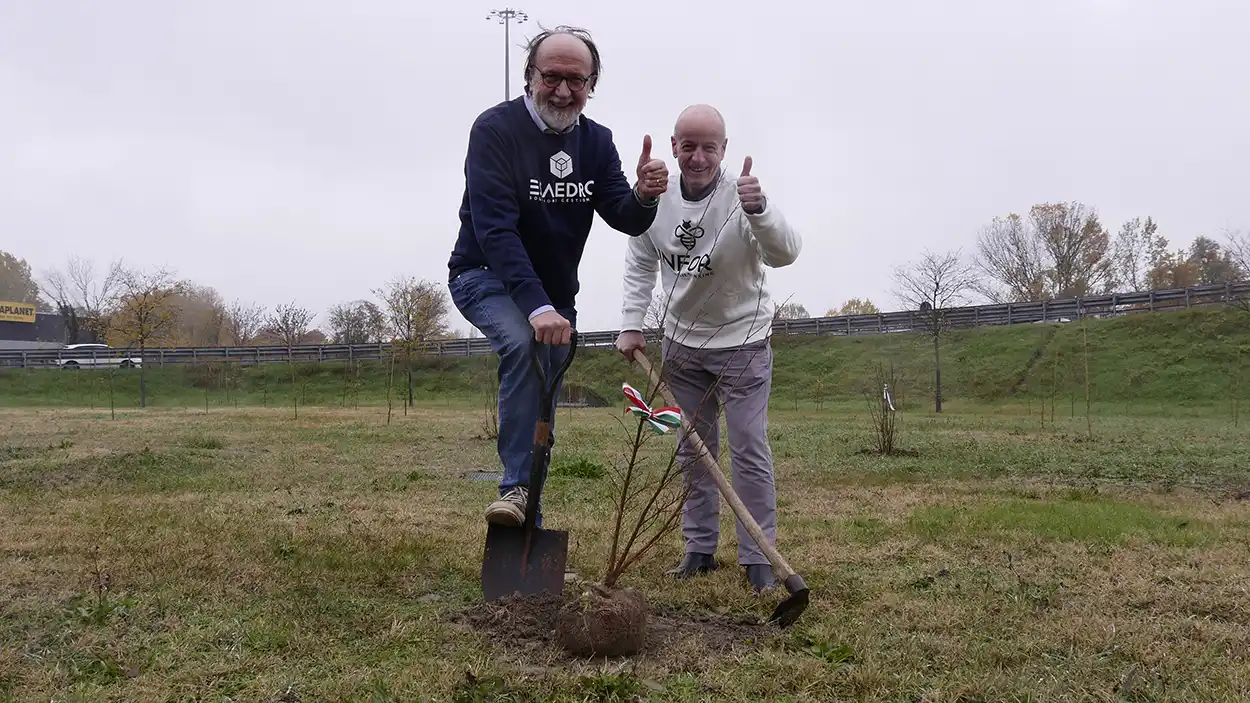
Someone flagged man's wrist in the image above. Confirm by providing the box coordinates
[633,184,659,208]
[528,304,555,321]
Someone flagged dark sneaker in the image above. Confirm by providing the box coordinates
[485,486,527,526]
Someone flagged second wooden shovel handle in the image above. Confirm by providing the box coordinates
[631,349,796,581]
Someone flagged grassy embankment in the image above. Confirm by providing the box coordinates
[2,306,1247,415]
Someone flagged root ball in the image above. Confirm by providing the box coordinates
[555,584,648,657]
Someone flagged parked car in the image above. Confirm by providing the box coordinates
[55,343,143,369]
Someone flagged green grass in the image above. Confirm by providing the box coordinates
[907,498,1215,547]
[1,305,1248,699]
[1,401,1249,701]
[3,306,1248,411]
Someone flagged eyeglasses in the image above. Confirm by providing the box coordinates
[537,70,594,92]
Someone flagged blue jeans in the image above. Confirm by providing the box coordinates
[448,267,575,520]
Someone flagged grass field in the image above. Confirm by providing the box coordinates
[2,394,1249,701]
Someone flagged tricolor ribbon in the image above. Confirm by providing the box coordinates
[622,383,682,434]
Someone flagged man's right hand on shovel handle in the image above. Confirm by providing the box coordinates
[615,330,646,360]
[531,310,572,346]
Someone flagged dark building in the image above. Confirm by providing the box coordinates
[0,312,93,345]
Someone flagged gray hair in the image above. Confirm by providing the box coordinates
[522,25,601,96]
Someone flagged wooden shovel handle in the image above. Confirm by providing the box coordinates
[632,349,796,581]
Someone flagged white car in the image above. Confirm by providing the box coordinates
[55,343,143,369]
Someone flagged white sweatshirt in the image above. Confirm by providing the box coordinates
[620,167,802,349]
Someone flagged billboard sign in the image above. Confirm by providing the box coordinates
[0,301,37,324]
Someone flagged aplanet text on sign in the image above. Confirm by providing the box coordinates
[0,301,37,324]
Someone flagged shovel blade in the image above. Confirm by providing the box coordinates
[767,589,810,628]
[767,573,811,628]
[480,523,569,602]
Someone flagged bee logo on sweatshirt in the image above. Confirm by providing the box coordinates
[674,220,704,251]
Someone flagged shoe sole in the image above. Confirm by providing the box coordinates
[485,503,524,526]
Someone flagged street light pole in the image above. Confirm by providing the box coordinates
[486,8,528,101]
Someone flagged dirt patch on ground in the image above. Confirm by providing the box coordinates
[455,588,778,662]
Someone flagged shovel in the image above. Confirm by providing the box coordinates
[632,348,810,627]
[480,331,579,602]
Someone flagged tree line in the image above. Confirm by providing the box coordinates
[883,202,1249,414]
[765,202,1248,321]
[3,204,1247,349]
[0,253,458,352]
[889,201,1249,316]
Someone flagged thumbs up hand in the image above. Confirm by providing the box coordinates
[634,134,669,201]
[736,156,765,214]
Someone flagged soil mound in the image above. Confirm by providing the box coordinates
[456,587,775,662]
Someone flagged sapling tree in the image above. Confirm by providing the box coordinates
[892,248,979,413]
[557,273,775,656]
[864,362,902,455]
[106,265,184,408]
[373,275,450,410]
[263,302,314,415]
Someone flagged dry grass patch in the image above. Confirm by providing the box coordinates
[1,405,1249,701]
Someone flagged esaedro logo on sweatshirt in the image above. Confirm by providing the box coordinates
[529,149,594,204]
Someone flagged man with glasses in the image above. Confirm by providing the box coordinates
[448,25,669,527]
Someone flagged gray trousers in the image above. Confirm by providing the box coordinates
[660,336,776,566]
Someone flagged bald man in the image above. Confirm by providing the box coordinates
[615,104,802,591]
[449,26,669,527]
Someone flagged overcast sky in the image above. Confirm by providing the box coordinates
[2,0,1247,335]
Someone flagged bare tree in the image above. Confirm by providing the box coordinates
[974,213,1047,302]
[373,275,450,408]
[264,302,315,347]
[40,255,124,343]
[1225,228,1250,314]
[1111,217,1159,293]
[892,249,979,413]
[1031,202,1113,298]
[327,299,389,344]
[224,299,266,346]
[1226,228,1250,276]
[107,265,184,407]
[972,202,1115,302]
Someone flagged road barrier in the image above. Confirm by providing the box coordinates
[2,281,1246,369]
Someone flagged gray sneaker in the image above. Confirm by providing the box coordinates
[485,486,527,526]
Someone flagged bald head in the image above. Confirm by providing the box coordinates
[671,104,728,193]
[674,104,726,141]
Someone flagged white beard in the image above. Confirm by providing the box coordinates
[534,99,581,132]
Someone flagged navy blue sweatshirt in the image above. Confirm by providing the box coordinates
[448,97,658,317]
